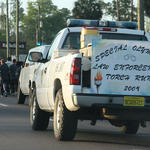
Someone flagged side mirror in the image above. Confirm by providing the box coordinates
[28,52,43,62]
[39,58,48,63]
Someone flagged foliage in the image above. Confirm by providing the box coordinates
[105,0,137,21]
[0,2,6,41]
[41,8,70,43]
[0,0,70,54]
[72,0,103,19]
[10,0,25,22]
[21,0,70,50]
[144,0,150,17]
[0,29,6,41]
[10,0,25,33]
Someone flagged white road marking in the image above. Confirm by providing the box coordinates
[0,103,8,107]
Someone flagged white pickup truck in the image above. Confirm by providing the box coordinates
[17,45,50,104]
[30,19,150,141]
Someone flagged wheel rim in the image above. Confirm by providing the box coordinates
[32,97,36,121]
[17,84,20,99]
[17,90,20,99]
[56,100,61,130]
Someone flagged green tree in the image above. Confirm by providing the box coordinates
[41,8,70,43]
[4,0,25,47]
[10,0,25,24]
[0,2,6,30]
[21,0,70,50]
[21,0,57,49]
[105,0,137,21]
[0,2,6,41]
[72,0,103,19]
[144,0,150,17]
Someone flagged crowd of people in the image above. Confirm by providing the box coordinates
[0,57,22,97]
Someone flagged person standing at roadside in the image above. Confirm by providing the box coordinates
[5,57,12,94]
[6,57,13,67]
[15,61,23,88]
[0,58,10,97]
[9,59,17,94]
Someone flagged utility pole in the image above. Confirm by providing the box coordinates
[137,0,144,30]
[16,0,19,60]
[37,2,41,44]
[116,0,120,21]
[6,0,9,58]
[130,0,134,21]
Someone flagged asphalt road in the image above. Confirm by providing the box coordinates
[0,95,150,150]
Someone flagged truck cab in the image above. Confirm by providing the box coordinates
[30,19,150,141]
[17,45,50,104]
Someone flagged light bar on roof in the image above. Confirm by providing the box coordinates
[67,19,98,27]
[107,21,138,29]
[99,21,108,27]
[67,19,137,29]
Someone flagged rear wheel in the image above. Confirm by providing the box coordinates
[17,82,26,104]
[30,88,50,130]
[29,87,32,106]
[120,121,140,134]
[54,89,78,141]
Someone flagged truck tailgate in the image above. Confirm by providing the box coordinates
[91,39,150,97]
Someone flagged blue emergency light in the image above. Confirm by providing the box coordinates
[107,21,137,29]
[37,42,41,46]
[67,19,98,27]
[36,42,48,46]
[67,19,137,29]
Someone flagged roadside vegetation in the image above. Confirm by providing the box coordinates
[0,0,149,54]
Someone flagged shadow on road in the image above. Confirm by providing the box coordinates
[75,128,150,148]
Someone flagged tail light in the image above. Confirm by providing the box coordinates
[25,63,29,67]
[99,27,117,32]
[70,58,81,85]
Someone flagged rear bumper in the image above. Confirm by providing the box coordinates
[72,93,150,120]
[72,93,150,107]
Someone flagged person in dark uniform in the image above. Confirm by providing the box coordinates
[9,59,17,94]
[15,61,23,88]
[0,58,9,97]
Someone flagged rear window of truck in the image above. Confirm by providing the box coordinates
[62,32,81,50]
[62,32,147,50]
[100,33,147,41]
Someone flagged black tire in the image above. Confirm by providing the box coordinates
[29,87,32,106]
[120,121,140,134]
[17,82,26,104]
[30,88,50,130]
[54,89,78,141]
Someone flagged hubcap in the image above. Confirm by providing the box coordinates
[32,96,36,121]
[56,100,61,130]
